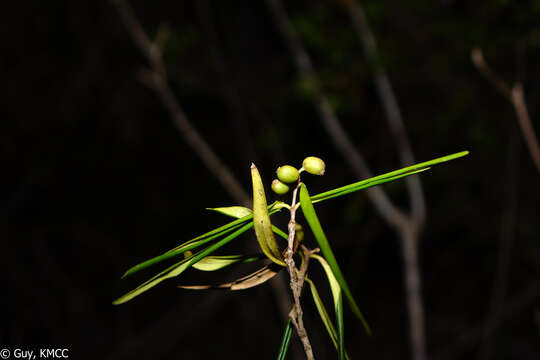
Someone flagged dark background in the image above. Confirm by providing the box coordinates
[2,0,540,359]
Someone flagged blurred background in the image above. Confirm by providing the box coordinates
[2,0,540,359]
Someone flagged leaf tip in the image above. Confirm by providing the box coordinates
[120,269,133,279]
[112,298,123,306]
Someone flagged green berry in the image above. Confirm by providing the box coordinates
[276,165,299,183]
[271,179,290,195]
[295,224,304,242]
[302,156,326,175]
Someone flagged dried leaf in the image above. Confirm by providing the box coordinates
[178,263,282,291]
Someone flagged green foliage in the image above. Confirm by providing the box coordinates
[300,183,371,335]
[277,319,293,360]
[113,151,468,357]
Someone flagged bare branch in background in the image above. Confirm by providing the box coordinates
[110,0,250,207]
[344,0,425,224]
[264,0,406,229]
[109,2,298,358]
[192,0,295,337]
[472,48,540,174]
[477,128,519,359]
[265,1,428,359]
[195,0,258,166]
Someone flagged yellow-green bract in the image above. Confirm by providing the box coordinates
[251,164,285,266]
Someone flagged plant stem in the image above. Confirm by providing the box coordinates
[472,48,540,174]
[285,183,315,360]
[266,2,429,359]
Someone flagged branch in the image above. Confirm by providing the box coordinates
[264,0,407,230]
[344,0,425,225]
[472,48,540,174]
[285,183,314,360]
[471,48,512,101]
[477,128,519,359]
[511,84,540,173]
[265,1,428,359]
[110,0,250,207]
[110,2,296,356]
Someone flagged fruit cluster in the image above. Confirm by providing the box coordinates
[271,156,326,195]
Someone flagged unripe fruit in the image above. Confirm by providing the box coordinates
[295,224,304,242]
[276,165,299,183]
[271,179,290,195]
[302,156,326,175]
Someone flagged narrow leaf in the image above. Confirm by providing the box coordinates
[336,292,345,360]
[311,168,429,203]
[300,183,371,335]
[207,206,252,218]
[312,254,345,359]
[178,263,282,290]
[122,216,251,278]
[205,204,289,242]
[251,164,285,266]
[277,318,293,360]
[305,278,351,360]
[191,254,262,271]
[113,222,253,305]
[272,225,289,241]
[311,151,468,203]
[311,254,340,305]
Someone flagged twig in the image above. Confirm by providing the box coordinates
[110,0,250,207]
[110,1,295,357]
[472,48,540,174]
[344,0,425,224]
[264,0,405,229]
[471,49,512,101]
[195,0,257,166]
[477,127,519,359]
[265,1,428,359]
[285,183,315,360]
[298,245,320,292]
[343,2,427,358]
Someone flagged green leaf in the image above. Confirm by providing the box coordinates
[300,183,371,335]
[277,318,293,360]
[191,254,262,271]
[311,254,345,359]
[311,151,468,203]
[305,278,351,360]
[207,206,253,218]
[122,222,246,278]
[311,168,429,203]
[121,151,467,278]
[251,164,285,266]
[311,255,340,304]
[121,215,253,278]
[272,225,289,241]
[206,204,289,242]
[336,291,345,360]
[113,222,253,305]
